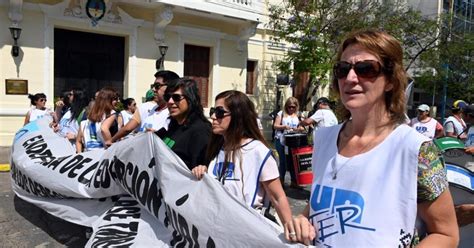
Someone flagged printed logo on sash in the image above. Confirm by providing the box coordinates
[310,184,375,243]
[86,122,103,149]
[415,126,428,134]
[212,162,238,181]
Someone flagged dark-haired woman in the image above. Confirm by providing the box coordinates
[156,78,211,170]
[191,90,293,234]
[76,87,119,152]
[54,90,74,121]
[24,93,56,125]
[118,98,136,129]
[55,90,89,148]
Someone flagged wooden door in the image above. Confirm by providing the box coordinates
[184,45,210,107]
[54,28,125,100]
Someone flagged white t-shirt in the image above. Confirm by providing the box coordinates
[133,101,158,126]
[274,111,300,143]
[309,109,338,130]
[207,139,279,209]
[409,117,441,139]
[141,107,170,131]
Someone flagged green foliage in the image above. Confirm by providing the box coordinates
[267,0,443,108]
[416,31,474,103]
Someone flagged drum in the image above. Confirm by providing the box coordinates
[446,164,474,248]
[291,146,313,185]
[284,133,308,148]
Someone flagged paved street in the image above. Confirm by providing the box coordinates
[0,146,310,247]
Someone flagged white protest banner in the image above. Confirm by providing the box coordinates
[11,118,306,247]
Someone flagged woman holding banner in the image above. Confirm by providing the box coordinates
[191,90,293,232]
[156,78,211,170]
[76,87,119,152]
[286,30,458,246]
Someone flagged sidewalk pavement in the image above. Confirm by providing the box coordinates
[0,146,11,171]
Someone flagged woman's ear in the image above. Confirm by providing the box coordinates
[384,82,394,92]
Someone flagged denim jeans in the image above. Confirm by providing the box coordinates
[274,138,296,183]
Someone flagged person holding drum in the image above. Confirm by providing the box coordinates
[285,29,458,246]
[191,90,293,230]
[273,97,305,188]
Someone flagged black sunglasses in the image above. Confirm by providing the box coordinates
[38,98,47,102]
[154,83,167,90]
[210,106,231,119]
[333,60,383,79]
[164,93,186,102]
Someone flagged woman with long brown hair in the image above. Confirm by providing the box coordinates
[76,87,118,152]
[192,90,293,232]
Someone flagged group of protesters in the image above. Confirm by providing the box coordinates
[21,29,472,247]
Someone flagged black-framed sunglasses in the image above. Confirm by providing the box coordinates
[153,83,167,90]
[209,106,231,119]
[38,98,47,102]
[333,60,383,79]
[164,93,186,102]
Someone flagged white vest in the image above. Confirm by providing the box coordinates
[310,124,428,247]
[410,117,438,139]
[80,120,104,151]
[207,140,279,208]
[120,110,134,127]
[28,108,53,123]
[444,116,466,136]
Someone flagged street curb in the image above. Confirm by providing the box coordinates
[0,164,10,172]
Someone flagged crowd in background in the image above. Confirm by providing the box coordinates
[22,29,474,247]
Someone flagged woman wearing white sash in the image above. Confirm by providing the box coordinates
[191,90,293,232]
[76,87,118,152]
[286,30,458,247]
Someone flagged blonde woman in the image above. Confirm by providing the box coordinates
[273,97,305,188]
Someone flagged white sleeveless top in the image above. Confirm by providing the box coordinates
[28,107,53,123]
[119,110,134,127]
[207,139,279,208]
[80,119,105,151]
[310,124,428,247]
[444,116,466,136]
[410,117,438,139]
[79,111,114,151]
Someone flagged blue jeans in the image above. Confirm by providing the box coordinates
[274,139,296,183]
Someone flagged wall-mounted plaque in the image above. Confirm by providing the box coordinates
[5,79,28,95]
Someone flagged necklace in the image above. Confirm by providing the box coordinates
[331,123,391,180]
